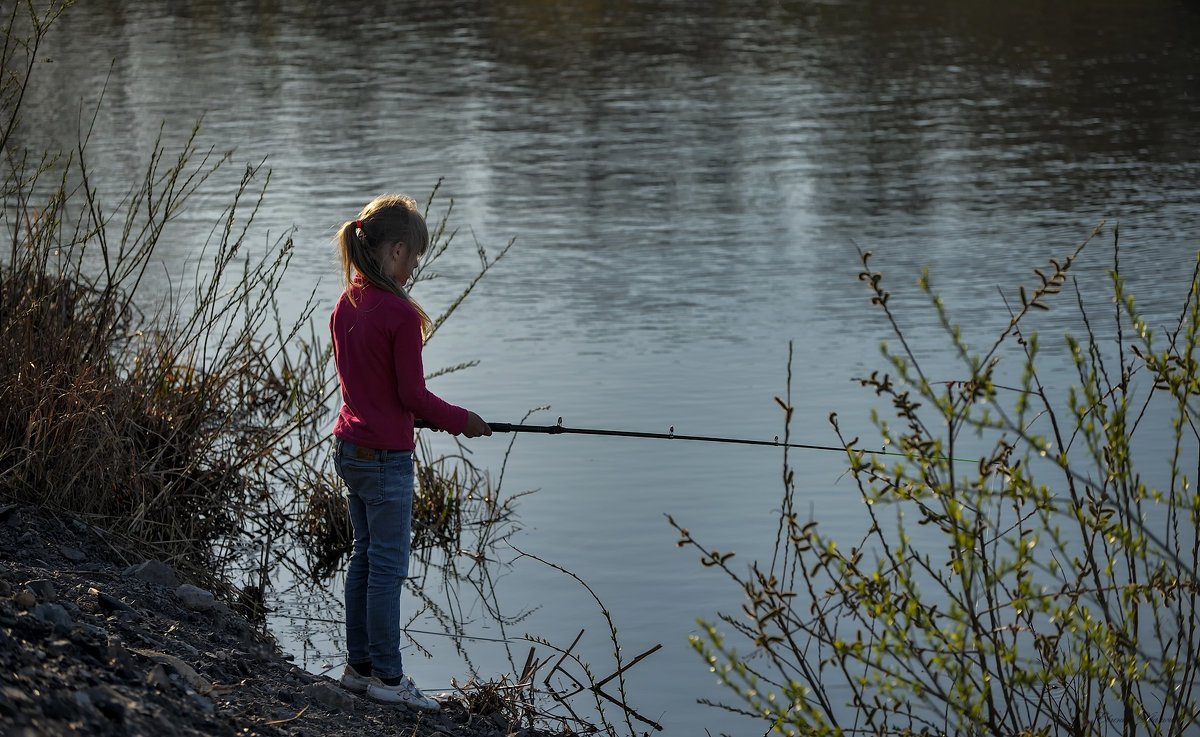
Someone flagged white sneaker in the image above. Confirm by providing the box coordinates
[367,674,441,711]
[340,663,376,693]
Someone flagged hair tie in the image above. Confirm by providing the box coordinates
[354,219,365,237]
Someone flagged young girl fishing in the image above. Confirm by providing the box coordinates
[330,193,492,709]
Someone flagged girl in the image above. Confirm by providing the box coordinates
[330,193,492,709]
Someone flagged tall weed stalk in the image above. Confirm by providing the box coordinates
[1,15,325,600]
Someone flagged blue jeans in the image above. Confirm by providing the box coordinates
[333,439,414,681]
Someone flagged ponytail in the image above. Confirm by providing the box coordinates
[335,194,433,338]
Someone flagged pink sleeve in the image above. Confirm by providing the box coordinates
[392,306,470,435]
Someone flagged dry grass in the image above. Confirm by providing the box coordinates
[0,146,325,596]
[0,2,332,602]
[1,3,513,599]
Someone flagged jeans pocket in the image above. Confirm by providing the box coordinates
[335,455,385,504]
[380,452,414,500]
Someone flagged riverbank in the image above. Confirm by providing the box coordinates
[0,503,559,737]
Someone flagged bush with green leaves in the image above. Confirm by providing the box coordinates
[675,226,1200,736]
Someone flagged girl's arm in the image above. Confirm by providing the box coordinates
[391,304,470,435]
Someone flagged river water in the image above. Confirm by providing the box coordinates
[12,0,1200,733]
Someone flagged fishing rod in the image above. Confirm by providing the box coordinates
[418,418,971,462]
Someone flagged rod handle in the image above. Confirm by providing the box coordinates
[415,419,524,433]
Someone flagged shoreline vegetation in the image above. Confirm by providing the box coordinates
[2,4,652,736]
[10,3,1200,736]
[674,230,1200,735]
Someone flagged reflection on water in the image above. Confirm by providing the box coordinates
[12,0,1200,733]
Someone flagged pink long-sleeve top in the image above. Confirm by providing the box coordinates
[330,283,469,450]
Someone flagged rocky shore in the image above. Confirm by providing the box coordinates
[0,503,560,737]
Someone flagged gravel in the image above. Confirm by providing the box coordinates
[0,503,568,737]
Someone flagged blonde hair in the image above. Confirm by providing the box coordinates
[336,193,432,337]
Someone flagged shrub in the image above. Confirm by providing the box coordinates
[0,2,511,602]
[676,226,1200,736]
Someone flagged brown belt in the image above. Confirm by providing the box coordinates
[351,445,377,460]
[338,440,389,461]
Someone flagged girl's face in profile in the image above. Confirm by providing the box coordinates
[387,241,422,287]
